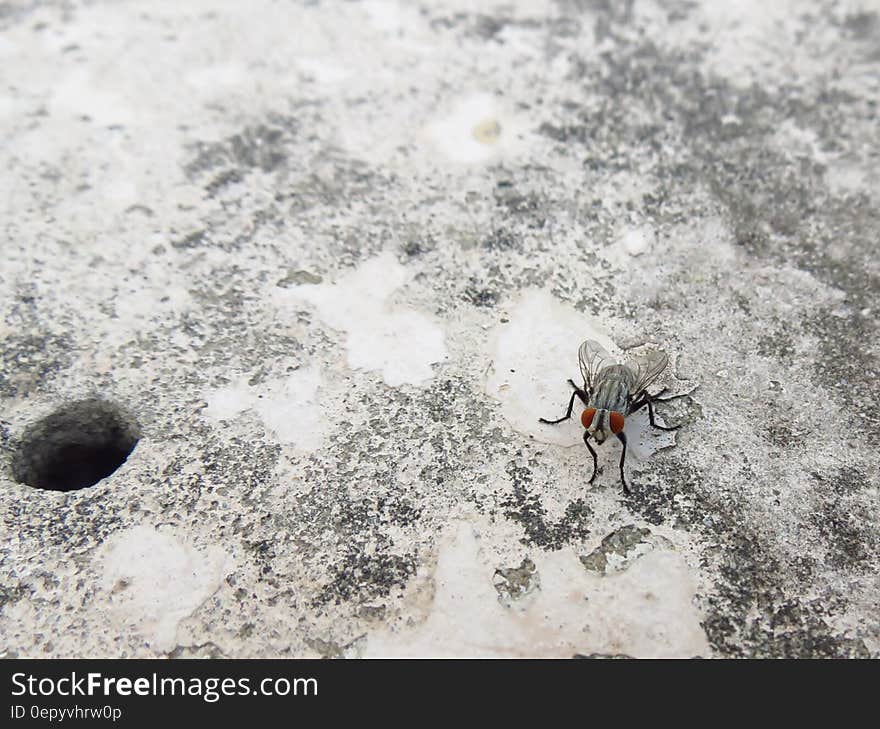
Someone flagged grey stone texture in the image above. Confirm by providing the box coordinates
[1,0,878,658]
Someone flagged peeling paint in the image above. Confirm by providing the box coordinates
[97,526,233,653]
[486,288,678,460]
[365,521,709,657]
[276,253,447,387]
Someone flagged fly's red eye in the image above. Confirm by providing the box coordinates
[581,408,597,429]
[609,411,625,434]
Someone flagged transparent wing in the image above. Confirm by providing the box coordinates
[578,340,614,392]
[627,349,670,396]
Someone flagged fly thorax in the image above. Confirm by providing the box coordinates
[592,366,633,413]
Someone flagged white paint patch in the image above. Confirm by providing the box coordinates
[185,62,250,92]
[0,91,16,124]
[619,225,654,257]
[295,57,350,85]
[423,93,526,164]
[277,253,447,387]
[601,224,657,268]
[486,289,614,447]
[365,521,709,657]
[486,289,676,460]
[619,406,677,462]
[98,525,232,652]
[661,0,821,89]
[203,367,331,451]
[50,68,133,127]
[362,0,411,33]
[772,118,827,163]
[825,158,874,198]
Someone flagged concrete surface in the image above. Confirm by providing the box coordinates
[1,0,879,658]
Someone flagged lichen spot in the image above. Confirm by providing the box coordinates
[473,119,501,144]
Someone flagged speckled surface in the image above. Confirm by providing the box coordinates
[1,0,879,658]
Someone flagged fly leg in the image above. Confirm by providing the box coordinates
[583,431,598,485]
[542,384,596,487]
[539,390,576,425]
[645,399,680,431]
[539,380,589,424]
[629,390,685,431]
[616,432,631,495]
[632,388,689,407]
[650,388,689,404]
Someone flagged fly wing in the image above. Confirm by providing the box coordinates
[578,339,614,392]
[627,348,670,396]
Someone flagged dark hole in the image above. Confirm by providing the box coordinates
[12,399,140,492]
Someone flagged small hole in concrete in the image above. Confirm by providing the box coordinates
[12,399,140,492]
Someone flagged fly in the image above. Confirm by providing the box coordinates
[539,339,686,495]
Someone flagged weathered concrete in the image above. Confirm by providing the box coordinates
[1,0,878,658]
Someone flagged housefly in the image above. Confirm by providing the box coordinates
[539,339,685,495]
